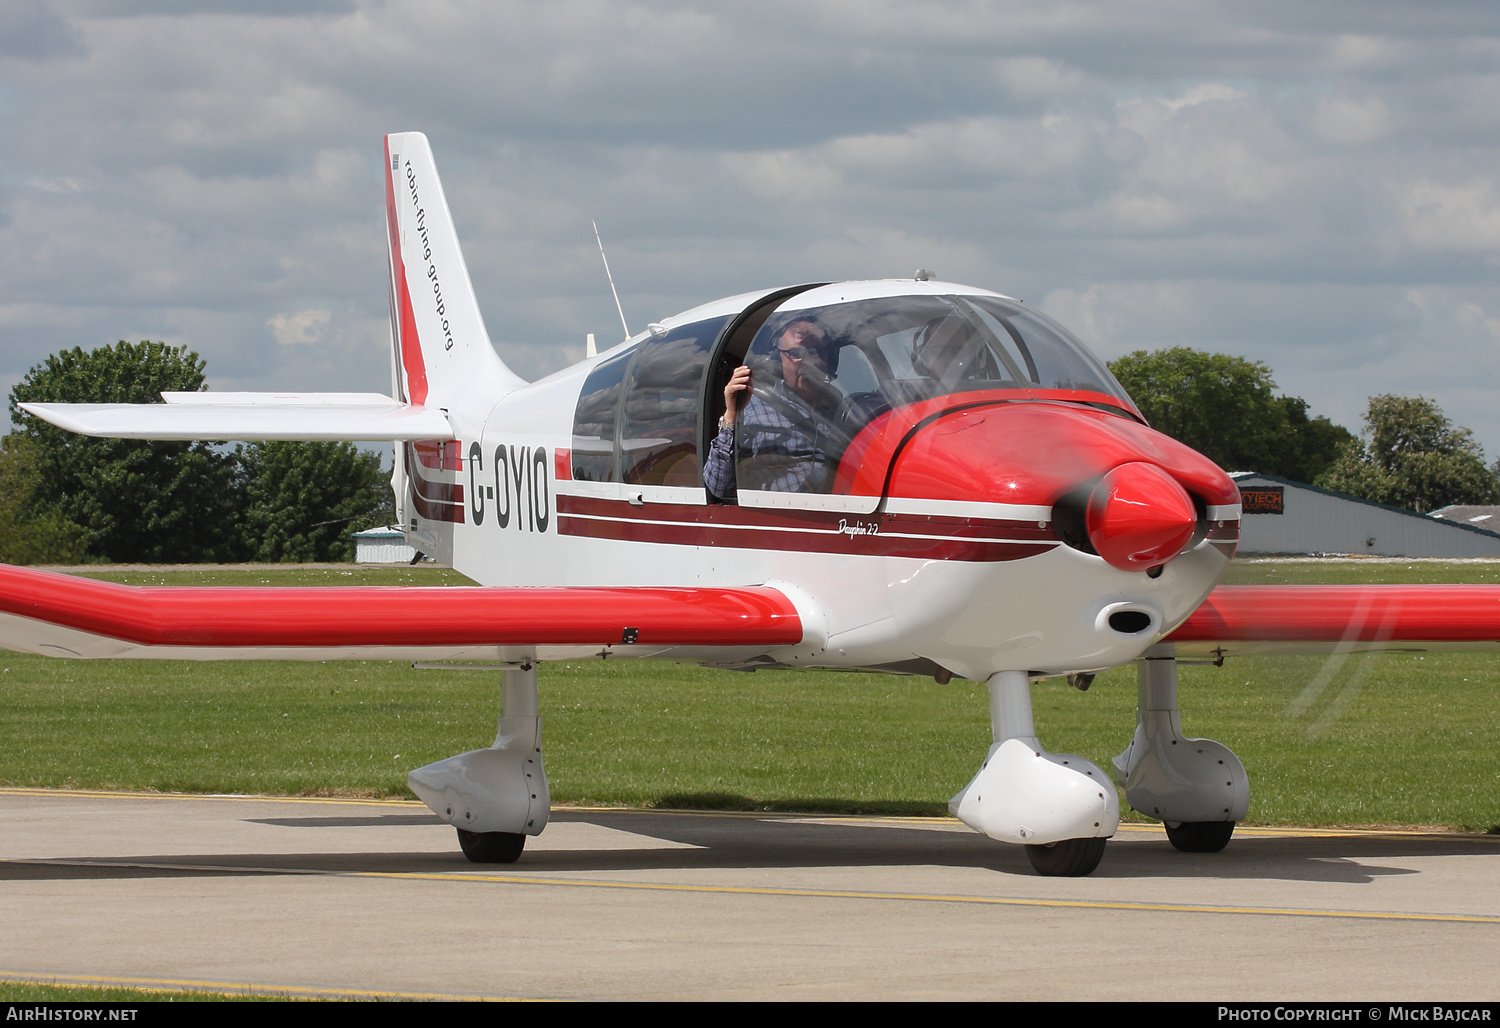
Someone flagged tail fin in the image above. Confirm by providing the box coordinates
[385,133,521,561]
[384,132,524,413]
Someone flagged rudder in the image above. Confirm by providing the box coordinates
[384,132,523,413]
[384,132,520,563]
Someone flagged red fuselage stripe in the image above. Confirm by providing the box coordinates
[553,494,1059,561]
[404,444,465,523]
[558,513,1055,560]
[0,565,803,649]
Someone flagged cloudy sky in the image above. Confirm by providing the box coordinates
[3,1,1500,455]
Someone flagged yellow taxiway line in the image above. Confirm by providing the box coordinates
[0,969,537,1001]
[21,857,1500,926]
[0,788,1482,840]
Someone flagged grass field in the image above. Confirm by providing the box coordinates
[0,981,280,1002]
[1,560,1496,830]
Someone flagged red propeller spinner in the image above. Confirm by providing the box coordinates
[1085,461,1199,572]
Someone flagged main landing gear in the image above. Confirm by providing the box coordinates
[407,663,550,864]
[949,670,1120,876]
[1111,643,1248,853]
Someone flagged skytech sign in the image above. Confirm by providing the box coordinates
[1240,486,1284,515]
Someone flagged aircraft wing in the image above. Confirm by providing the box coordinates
[1167,584,1500,656]
[0,565,802,662]
[16,393,454,441]
[5,566,1497,665]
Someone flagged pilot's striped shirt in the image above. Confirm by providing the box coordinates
[704,382,836,499]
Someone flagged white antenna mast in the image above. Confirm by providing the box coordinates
[593,220,631,342]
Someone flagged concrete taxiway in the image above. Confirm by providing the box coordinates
[0,788,1496,1001]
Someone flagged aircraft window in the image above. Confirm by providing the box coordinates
[619,316,730,487]
[571,348,632,483]
[714,294,1135,496]
[834,344,880,395]
[727,311,861,494]
[965,297,1129,400]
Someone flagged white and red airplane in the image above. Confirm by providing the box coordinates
[5,133,1496,876]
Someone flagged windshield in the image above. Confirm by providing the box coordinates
[729,293,1136,496]
[756,294,1130,404]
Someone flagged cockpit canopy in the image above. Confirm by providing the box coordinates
[756,291,1131,410]
[570,283,1138,498]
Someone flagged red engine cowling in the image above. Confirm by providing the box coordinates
[840,395,1238,570]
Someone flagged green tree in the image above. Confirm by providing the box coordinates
[240,441,393,562]
[1109,348,1353,481]
[0,434,87,565]
[1315,394,1500,513]
[8,341,244,563]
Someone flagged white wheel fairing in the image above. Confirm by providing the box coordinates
[407,714,550,836]
[950,738,1120,845]
[1112,646,1250,825]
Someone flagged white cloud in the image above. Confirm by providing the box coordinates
[728,150,844,204]
[1397,177,1500,252]
[1310,95,1391,145]
[1456,301,1500,343]
[1324,33,1398,72]
[1100,83,1304,234]
[24,176,89,194]
[268,309,331,345]
[993,56,1088,100]
[1157,82,1247,113]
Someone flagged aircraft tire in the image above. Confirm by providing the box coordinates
[1024,837,1107,876]
[1164,820,1235,853]
[456,828,526,863]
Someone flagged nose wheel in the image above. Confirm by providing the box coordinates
[457,828,526,863]
[1025,837,1108,876]
[950,671,1119,875]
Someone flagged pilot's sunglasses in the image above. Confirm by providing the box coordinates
[778,345,826,363]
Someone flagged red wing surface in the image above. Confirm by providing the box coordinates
[0,564,801,660]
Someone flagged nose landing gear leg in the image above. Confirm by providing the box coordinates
[950,670,1119,876]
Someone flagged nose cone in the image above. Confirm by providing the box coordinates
[1086,462,1197,571]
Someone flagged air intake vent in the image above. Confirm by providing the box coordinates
[1108,610,1153,634]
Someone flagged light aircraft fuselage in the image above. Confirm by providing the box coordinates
[408,279,1243,686]
[14,131,1492,877]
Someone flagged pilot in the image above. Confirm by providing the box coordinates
[704,320,842,500]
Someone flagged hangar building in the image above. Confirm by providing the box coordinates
[1231,472,1500,558]
[352,527,419,564]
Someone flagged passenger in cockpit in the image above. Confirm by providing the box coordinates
[704,319,843,500]
[911,315,1002,387]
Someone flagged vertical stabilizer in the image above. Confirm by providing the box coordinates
[384,132,524,412]
[384,132,521,562]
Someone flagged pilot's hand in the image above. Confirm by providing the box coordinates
[722,364,752,426]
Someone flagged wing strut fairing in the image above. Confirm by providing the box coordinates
[0,564,802,660]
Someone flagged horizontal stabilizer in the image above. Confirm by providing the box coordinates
[17,397,454,441]
[160,391,405,407]
[1168,584,1500,655]
[0,565,803,661]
